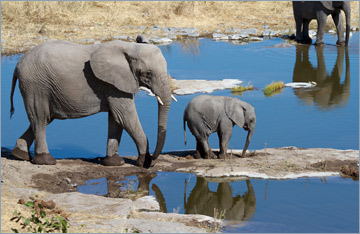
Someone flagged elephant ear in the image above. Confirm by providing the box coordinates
[321,1,335,11]
[90,42,139,94]
[225,99,246,127]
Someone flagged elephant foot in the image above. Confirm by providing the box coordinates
[136,153,154,168]
[218,153,229,159]
[11,147,31,161]
[103,154,125,166]
[195,150,202,159]
[32,153,56,165]
[204,150,216,159]
[315,40,325,46]
[336,40,345,46]
[304,38,313,44]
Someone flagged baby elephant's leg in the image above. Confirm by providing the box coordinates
[196,137,216,159]
[217,120,233,159]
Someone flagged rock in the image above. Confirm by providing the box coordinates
[133,196,160,211]
[309,30,317,39]
[150,25,160,31]
[18,198,25,204]
[328,29,336,34]
[212,33,228,40]
[228,34,243,40]
[114,35,129,41]
[249,37,264,42]
[242,28,258,36]
[149,37,173,44]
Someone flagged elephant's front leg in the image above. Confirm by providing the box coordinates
[104,113,125,166]
[217,120,233,159]
[109,97,151,168]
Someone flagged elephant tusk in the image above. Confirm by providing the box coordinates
[171,95,178,102]
[156,96,164,105]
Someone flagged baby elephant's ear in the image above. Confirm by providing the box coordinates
[90,42,139,94]
[225,99,246,127]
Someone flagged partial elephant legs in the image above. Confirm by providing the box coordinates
[217,129,232,160]
[315,12,327,46]
[104,113,125,166]
[195,136,216,159]
[108,98,151,168]
[12,126,34,161]
[332,12,345,46]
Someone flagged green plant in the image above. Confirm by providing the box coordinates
[10,201,68,233]
[231,85,254,95]
[263,81,284,96]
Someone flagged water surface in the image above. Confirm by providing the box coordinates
[77,172,359,233]
[1,33,358,157]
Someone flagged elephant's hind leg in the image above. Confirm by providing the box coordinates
[12,126,34,161]
[26,97,56,165]
[103,113,125,166]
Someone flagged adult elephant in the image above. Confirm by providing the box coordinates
[10,40,173,167]
[292,1,351,46]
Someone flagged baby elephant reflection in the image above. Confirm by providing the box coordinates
[292,45,350,109]
[184,177,256,221]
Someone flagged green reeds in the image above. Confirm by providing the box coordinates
[231,85,254,96]
[263,81,284,96]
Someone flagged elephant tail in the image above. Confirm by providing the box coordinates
[10,67,19,118]
[183,116,187,146]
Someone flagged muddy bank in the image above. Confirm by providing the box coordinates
[1,147,358,233]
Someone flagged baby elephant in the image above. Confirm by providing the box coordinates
[183,95,256,159]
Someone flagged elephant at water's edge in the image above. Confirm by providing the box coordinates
[10,40,172,167]
[292,1,351,46]
[183,95,256,159]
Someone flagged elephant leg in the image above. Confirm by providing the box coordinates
[302,19,312,44]
[195,140,202,159]
[332,12,345,45]
[31,120,56,165]
[123,110,150,168]
[103,113,125,166]
[294,16,303,42]
[12,126,34,161]
[315,12,327,46]
[217,119,233,159]
[196,137,216,159]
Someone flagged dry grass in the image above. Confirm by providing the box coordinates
[1,1,359,54]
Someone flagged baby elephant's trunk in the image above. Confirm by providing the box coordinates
[242,130,254,157]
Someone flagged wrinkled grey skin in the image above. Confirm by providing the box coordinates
[10,40,172,167]
[183,95,256,159]
[292,1,351,46]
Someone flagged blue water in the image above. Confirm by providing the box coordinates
[77,172,359,233]
[2,33,358,158]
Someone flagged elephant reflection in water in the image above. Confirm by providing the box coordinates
[292,45,350,109]
[184,178,256,221]
[106,174,167,212]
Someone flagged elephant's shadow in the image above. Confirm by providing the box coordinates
[0,146,139,166]
[165,150,256,159]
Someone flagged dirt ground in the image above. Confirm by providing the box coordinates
[1,1,359,55]
[1,146,358,233]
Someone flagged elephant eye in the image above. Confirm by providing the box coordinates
[145,70,152,78]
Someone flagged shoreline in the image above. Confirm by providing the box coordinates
[1,147,358,233]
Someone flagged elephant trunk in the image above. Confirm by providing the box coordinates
[343,4,351,46]
[242,130,254,157]
[152,75,172,160]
